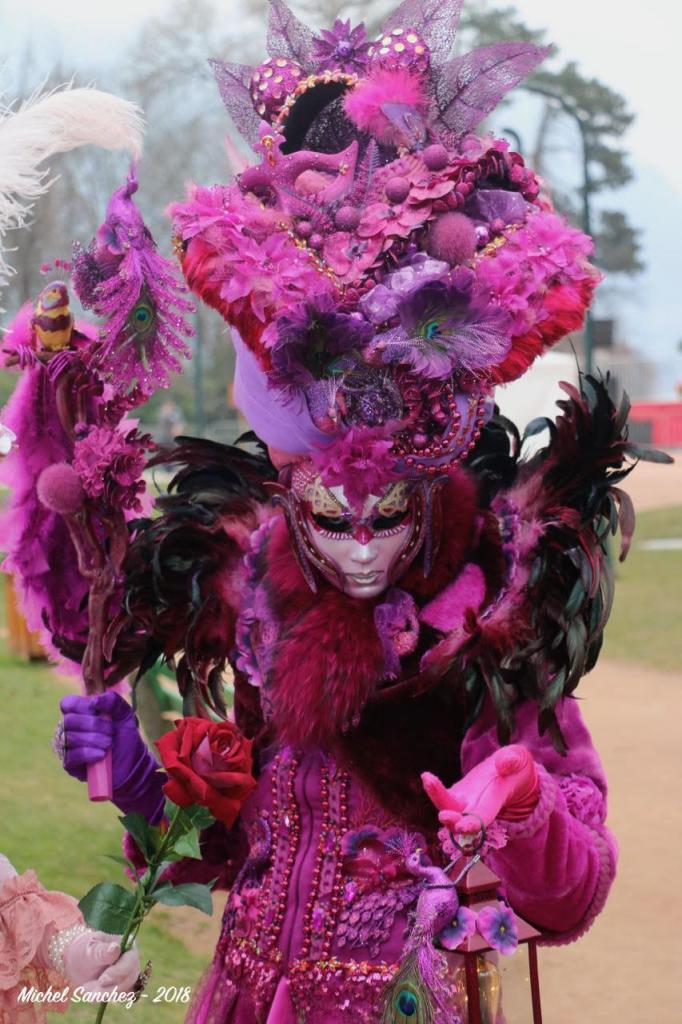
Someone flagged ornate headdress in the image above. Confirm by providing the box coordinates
[170,0,599,509]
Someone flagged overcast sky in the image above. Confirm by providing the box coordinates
[2,0,681,395]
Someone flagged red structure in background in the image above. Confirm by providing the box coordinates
[629,402,682,447]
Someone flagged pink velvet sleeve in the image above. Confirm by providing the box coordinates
[460,696,617,945]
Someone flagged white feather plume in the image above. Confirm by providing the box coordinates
[0,85,145,293]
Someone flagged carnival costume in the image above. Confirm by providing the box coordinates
[0,2,669,1023]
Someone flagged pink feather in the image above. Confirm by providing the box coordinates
[344,69,429,146]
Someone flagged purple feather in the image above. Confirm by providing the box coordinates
[435,42,551,136]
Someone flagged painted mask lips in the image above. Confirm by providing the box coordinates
[348,571,382,583]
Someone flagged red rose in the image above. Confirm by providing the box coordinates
[156,718,256,828]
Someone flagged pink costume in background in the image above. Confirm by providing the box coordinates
[0,856,79,1022]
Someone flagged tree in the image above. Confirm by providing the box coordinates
[460,4,643,277]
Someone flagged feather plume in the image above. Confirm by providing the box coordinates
[0,84,144,295]
[425,374,673,748]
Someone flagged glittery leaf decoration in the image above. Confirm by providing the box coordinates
[208,59,262,146]
[266,0,314,68]
[435,42,551,135]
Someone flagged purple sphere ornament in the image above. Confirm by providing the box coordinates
[335,205,361,231]
[368,27,431,74]
[385,176,410,204]
[422,144,449,171]
[427,212,478,266]
[475,224,491,247]
[295,219,313,240]
[250,57,304,123]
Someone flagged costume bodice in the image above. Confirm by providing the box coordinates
[215,746,438,1022]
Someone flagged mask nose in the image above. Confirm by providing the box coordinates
[350,540,378,565]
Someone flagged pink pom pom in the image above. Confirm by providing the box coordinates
[37,463,84,515]
[344,68,428,147]
[335,205,361,231]
[427,213,478,266]
[385,176,410,203]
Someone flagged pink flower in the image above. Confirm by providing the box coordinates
[322,232,382,282]
[313,426,399,510]
[72,423,151,511]
[357,202,428,244]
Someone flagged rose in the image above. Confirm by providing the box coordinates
[156,718,256,828]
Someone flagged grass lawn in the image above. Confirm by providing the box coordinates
[0,506,678,1021]
[0,654,211,1023]
[602,505,682,673]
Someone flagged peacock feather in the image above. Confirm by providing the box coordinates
[382,958,436,1024]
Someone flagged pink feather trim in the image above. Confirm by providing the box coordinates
[344,69,429,146]
[419,562,486,632]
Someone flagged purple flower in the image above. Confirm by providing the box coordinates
[438,905,477,950]
[270,296,373,395]
[313,426,399,511]
[312,18,370,73]
[477,903,519,955]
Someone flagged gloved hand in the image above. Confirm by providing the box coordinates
[59,691,165,823]
[38,923,140,994]
[422,745,540,834]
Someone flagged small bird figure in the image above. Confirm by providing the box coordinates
[382,848,462,1024]
[32,281,73,351]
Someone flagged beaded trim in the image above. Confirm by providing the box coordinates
[299,758,350,960]
[255,749,301,953]
[47,922,88,974]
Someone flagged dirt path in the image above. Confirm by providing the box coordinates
[539,659,682,1023]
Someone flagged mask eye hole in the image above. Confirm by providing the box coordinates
[371,510,409,532]
[311,513,353,534]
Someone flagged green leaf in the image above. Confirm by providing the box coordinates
[119,812,158,862]
[164,800,215,834]
[79,882,137,934]
[183,804,216,830]
[103,853,140,876]
[171,829,202,860]
[153,882,214,916]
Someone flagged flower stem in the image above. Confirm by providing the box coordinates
[92,806,184,1023]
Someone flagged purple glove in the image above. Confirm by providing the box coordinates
[59,691,165,824]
